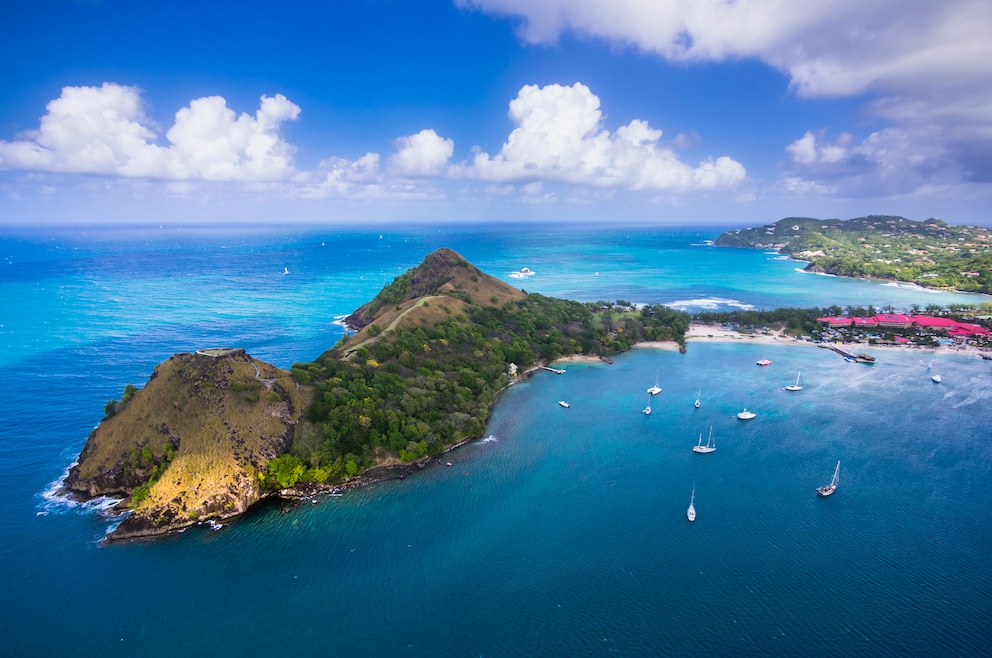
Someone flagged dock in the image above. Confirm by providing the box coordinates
[819,344,876,363]
[539,366,566,374]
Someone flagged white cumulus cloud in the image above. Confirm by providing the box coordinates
[452,82,745,190]
[0,83,301,182]
[388,129,454,177]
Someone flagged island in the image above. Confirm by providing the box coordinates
[714,215,992,294]
[65,248,690,540]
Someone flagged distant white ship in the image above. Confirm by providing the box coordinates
[737,408,756,420]
[687,486,696,522]
[509,267,536,279]
[559,400,570,408]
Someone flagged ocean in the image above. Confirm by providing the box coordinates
[1,224,990,656]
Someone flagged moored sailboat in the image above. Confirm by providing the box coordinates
[784,371,803,391]
[687,486,696,521]
[817,460,840,497]
[647,370,662,396]
[692,426,716,453]
[694,388,701,408]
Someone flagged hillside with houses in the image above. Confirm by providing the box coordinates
[714,215,992,294]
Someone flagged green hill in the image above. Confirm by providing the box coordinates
[714,216,992,293]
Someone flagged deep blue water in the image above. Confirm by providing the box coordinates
[1,224,990,655]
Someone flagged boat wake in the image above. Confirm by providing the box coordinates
[481,435,498,443]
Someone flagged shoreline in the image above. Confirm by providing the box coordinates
[109,321,988,539]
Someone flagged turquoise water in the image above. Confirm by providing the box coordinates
[2,225,991,655]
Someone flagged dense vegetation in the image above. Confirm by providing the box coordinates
[690,303,992,344]
[268,292,689,489]
[715,215,992,293]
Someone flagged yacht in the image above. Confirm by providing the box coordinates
[558,400,570,408]
[737,408,756,420]
[647,371,662,396]
[692,427,716,453]
[931,374,942,383]
[817,461,840,497]
[687,487,696,522]
[694,388,701,408]
[784,371,803,391]
[509,267,536,279]
[756,358,772,366]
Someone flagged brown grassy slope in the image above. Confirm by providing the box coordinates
[343,247,525,330]
[342,295,472,357]
[65,349,312,538]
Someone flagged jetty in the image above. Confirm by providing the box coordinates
[819,344,876,363]
[539,366,566,374]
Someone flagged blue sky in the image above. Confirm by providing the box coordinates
[2,0,990,227]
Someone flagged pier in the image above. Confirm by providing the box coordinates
[819,344,876,363]
[539,365,566,374]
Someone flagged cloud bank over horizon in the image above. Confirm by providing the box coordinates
[0,82,747,202]
[460,0,992,198]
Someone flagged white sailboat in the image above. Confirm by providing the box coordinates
[647,370,662,396]
[784,371,803,391]
[558,400,570,408]
[687,486,696,521]
[737,408,756,420]
[817,461,840,497]
[694,388,701,408]
[643,396,652,415]
[692,426,716,453]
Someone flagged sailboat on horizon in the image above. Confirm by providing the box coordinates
[687,486,696,521]
[692,426,716,453]
[784,371,803,391]
[817,461,840,497]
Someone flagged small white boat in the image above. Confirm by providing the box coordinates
[643,397,651,415]
[283,267,289,275]
[737,408,756,420]
[647,370,662,396]
[817,460,840,497]
[931,374,942,383]
[692,426,716,454]
[756,358,772,366]
[694,388,701,408]
[687,486,696,522]
[784,371,803,391]
[509,267,536,279]
[558,400,570,408]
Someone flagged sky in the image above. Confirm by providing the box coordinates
[1,0,991,227]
